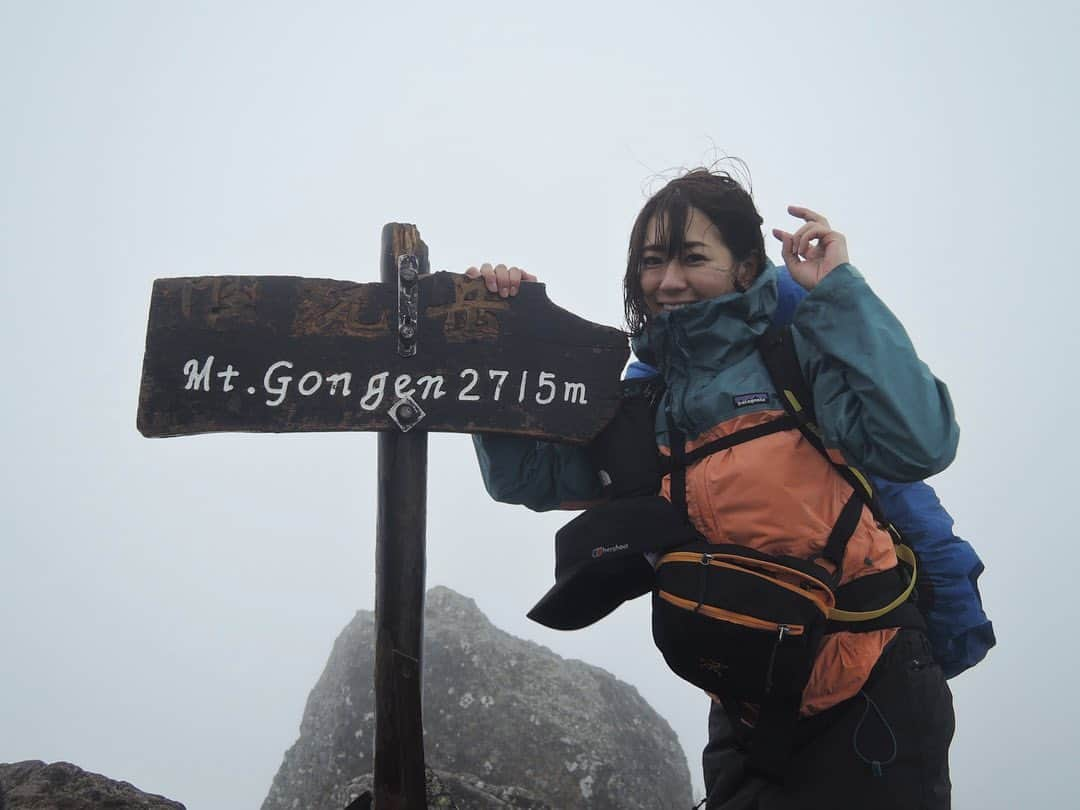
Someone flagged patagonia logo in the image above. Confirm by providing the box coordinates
[592,543,630,559]
[733,392,770,408]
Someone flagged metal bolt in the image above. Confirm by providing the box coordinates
[400,323,416,340]
[389,395,426,432]
[400,266,418,285]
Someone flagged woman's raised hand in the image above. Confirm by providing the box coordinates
[772,207,849,291]
[464,263,538,298]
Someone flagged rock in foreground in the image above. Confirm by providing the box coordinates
[264,586,692,810]
[0,760,185,809]
[336,768,552,809]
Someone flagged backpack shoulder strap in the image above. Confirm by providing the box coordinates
[757,324,817,422]
[756,324,889,527]
[757,324,920,620]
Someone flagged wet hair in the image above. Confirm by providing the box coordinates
[624,168,765,335]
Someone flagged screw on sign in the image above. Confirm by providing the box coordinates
[136,223,629,808]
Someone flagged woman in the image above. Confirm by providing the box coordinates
[468,169,957,809]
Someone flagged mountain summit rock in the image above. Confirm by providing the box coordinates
[263,585,692,809]
[0,761,185,809]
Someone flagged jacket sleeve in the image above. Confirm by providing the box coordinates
[790,264,959,481]
[471,433,602,511]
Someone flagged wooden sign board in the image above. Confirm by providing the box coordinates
[137,272,629,443]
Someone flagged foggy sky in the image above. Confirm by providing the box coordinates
[2,2,1077,808]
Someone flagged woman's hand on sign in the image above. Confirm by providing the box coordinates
[465,263,537,298]
[772,206,849,291]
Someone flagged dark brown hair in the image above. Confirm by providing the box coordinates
[624,168,765,335]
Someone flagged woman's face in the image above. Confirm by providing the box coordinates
[640,206,749,316]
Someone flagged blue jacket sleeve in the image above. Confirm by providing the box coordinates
[471,434,602,511]
[791,264,959,481]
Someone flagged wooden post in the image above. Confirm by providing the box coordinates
[135,224,631,808]
[373,223,430,808]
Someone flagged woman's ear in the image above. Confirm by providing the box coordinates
[733,257,758,293]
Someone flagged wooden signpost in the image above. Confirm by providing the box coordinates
[137,223,629,809]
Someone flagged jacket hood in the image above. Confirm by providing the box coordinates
[631,263,780,380]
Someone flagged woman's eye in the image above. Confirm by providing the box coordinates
[684,253,708,265]
[641,255,664,268]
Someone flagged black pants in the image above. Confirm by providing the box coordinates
[703,629,955,810]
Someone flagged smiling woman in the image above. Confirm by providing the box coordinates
[626,171,849,329]
[468,166,963,810]
[626,170,766,326]
[638,210,750,312]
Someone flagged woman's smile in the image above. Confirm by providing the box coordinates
[639,206,753,316]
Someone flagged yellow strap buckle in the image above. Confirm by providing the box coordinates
[828,544,918,623]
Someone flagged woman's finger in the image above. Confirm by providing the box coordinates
[787,205,830,229]
[821,230,848,263]
[494,263,511,297]
[508,266,524,296]
[789,222,813,247]
[772,228,796,265]
[465,263,537,294]
[796,223,831,259]
[789,222,819,257]
[479,262,497,293]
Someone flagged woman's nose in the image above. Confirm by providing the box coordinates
[659,260,687,289]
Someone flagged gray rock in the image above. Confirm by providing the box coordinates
[335,768,553,809]
[0,760,185,809]
[263,586,692,810]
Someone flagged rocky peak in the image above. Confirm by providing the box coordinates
[0,761,185,809]
[425,585,489,627]
[263,586,692,809]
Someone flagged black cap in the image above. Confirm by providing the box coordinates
[527,495,700,630]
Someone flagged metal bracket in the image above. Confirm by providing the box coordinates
[397,254,419,357]
[388,395,426,432]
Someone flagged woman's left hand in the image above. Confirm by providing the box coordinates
[772,206,849,291]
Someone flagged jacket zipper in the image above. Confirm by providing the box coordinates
[763,624,790,695]
[659,552,834,615]
[656,590,806,635]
